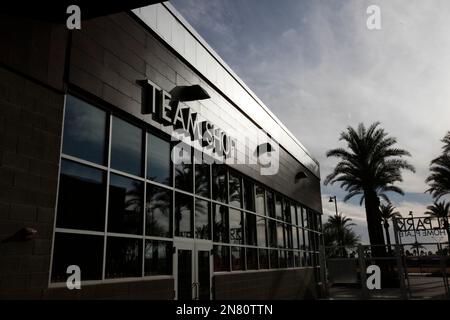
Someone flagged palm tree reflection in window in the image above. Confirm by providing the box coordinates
[146,185,171,237]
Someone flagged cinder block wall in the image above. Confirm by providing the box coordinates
[0,67,64,298]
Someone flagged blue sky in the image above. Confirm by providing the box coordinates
[170,0,450,243]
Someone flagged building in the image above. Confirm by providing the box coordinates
[0,2,323,299]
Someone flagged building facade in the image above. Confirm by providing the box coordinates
[0,2,323,299]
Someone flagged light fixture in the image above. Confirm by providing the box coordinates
[169,85,210,102]
[295,171,307,182]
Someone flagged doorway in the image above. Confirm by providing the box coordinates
[174,239,213,300]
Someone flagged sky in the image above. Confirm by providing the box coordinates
[170,0,450,244]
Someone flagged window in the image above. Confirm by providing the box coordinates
[259,249,269,269]
[144,240,172,276]
[146,184,171,238]
[245,213,257,246]
[195,199,211,240]
[294,251,301,267]
[292,226,299,249]
[62,95,107,165]
[108,173,143,235]
[275,195,283,220]
[269,249,279,269]
[297,205,303,227]
[231,246,245,271]
[298,228,305,249]
[111,117,142,176]
[255,185,265,215]
[246,248,258,270]
[51,233,103,282]
[175,192,193,238]
[277,222,284,248]
[283,200,291,223]
[105,237,142,278]
[285,224,293,249]
[256,216,267,247]
[287,251,294,268]
[229,208,243,244]
[279,250,287,268]
[195,163,210,198]
[290,204,297,225]
[212,165,227,203]
[56,160,106,232]
[174,143,193,192]
[213,245,230,272]
[147,133,171,185]
[268,220,277,248]
[266,191,275,218]
[229,172,242,208]
[243,179,255,211]
[304,229,310,250]
[213,204,229,243]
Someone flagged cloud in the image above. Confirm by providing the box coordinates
[171,0,450,241]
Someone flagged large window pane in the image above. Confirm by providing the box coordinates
[111,117,142,176]
[283,200,291,223]
[304,229,310,251]
[285,224,293,249]
[212,165,227,203]
[62,95,107,165]
[195,163,210,198]
[256,216,267,247]
[51,233,103,282]
[275,195,283,220]
[298,228,305,249]
[56,160,106,231]
[231,246,245,271]
[277,222,284,248]
[229,208,243,245]
[266,191,275,218]
[270,249,279,269]
[279,250,287,268]
[290,204,297,225]
[268,219,277,248]
[105,237,142,278]
[297,205,303,227]
[255,185,265,215]
[246,248,258,270]
[213,245,230,272]
[245,212,257,246]
[259,249,269,269]
[213,204,229,243]
[146,184,171,237]
[175,193,193,238]
[229,172,242,208]
[144,240,172,276]
[195,199,211,240]
[174,144,193,192]
[287,251,294,268]
[147,133,171,185]
[292,226,299,249]
[243,179,255,211]
[108,174,143,235]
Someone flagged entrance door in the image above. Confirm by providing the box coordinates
[174,239,212,300]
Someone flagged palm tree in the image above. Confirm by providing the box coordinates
[324,122,415,257]
[426,131,450,200]
[323,213,359,257]
[379,203,401,252]
[425,201,450,248]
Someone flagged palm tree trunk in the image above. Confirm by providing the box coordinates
[364,189,386,257]
[384,222,392,254]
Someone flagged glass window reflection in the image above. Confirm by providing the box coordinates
[62,95,107,165]
[213,204,229,243]
[175,192,193,238]
[144,240,172,276]
[229,208,243,245]
[147,133,171,185]
[105,237,142,278]
[56,160,106,231]
[212,165,227,203]
[229,172,242,208]
[146,184,172,238]
[195,199,211,240]
[111,117,142,176]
